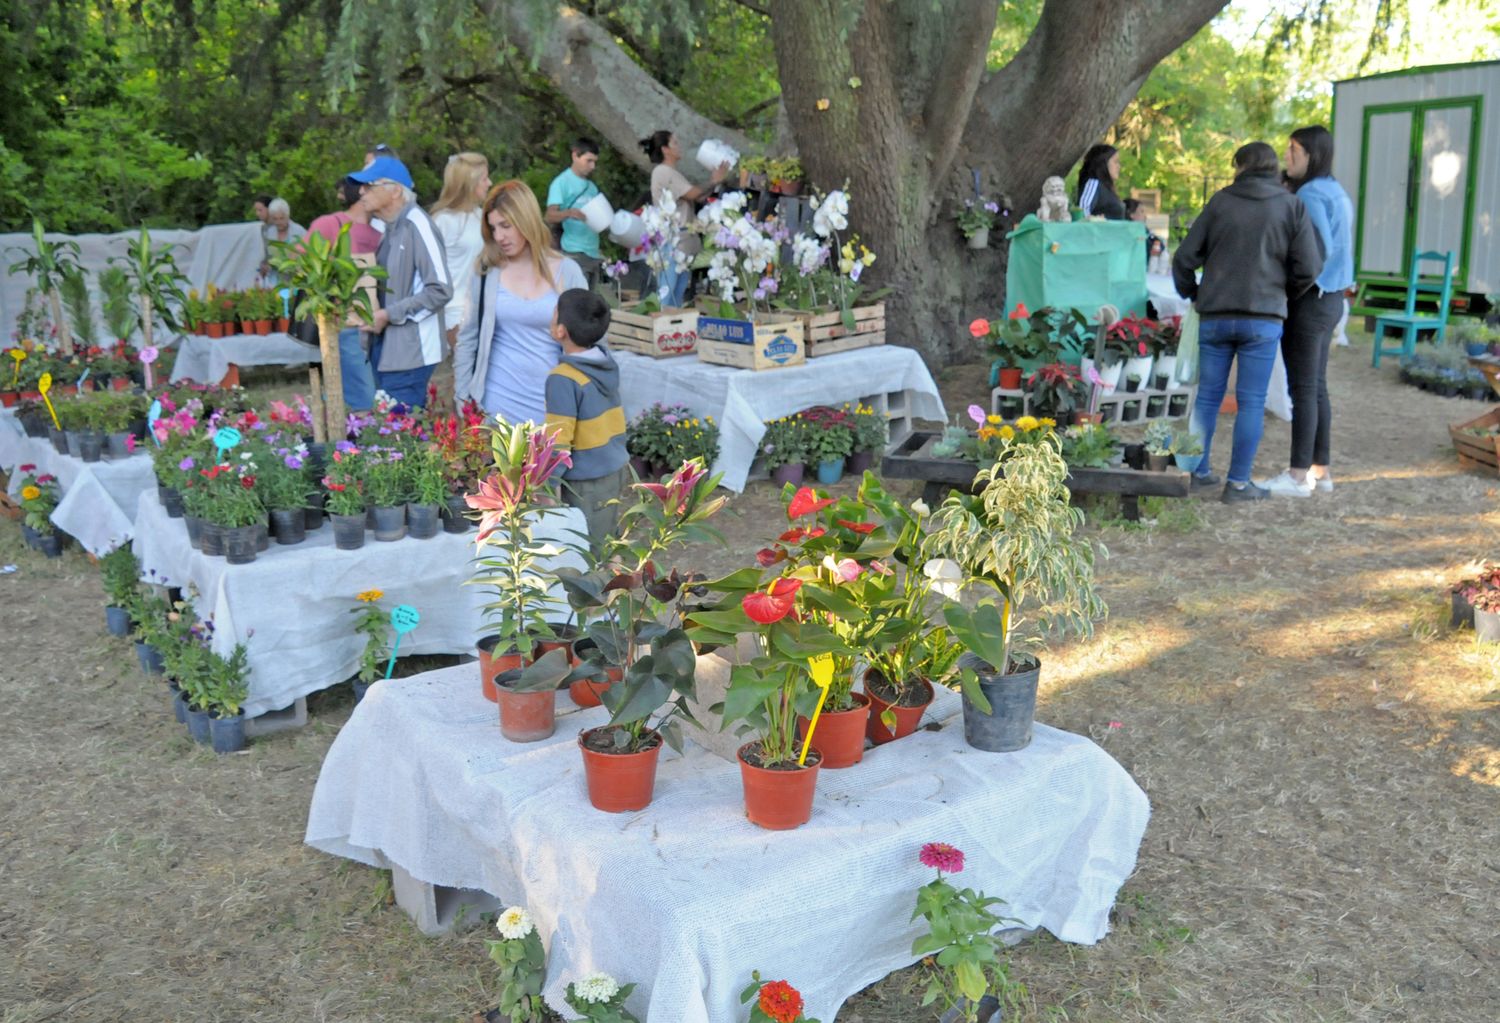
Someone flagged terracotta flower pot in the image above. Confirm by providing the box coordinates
[797,691,871,769]
[579,727,663,812]
[533,624,580,667]
[477,636,527,702]
[497,677,556,743]
[205,322,224,338]
[276,317,290,333]
[254,319,272,335]
[738,741,821,830]
[862,672,934,746]
[997,366,1023,390]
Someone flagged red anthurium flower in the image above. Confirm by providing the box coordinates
[835,519,877,534]
[1009,302,1030,319]
[786,487,835,520]
[756,547,786,567]
[742,577,802,624]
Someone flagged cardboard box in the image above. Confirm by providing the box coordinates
[695,314,806,370]
[606,306,699,358]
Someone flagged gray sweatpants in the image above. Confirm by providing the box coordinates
[561,466,628,547]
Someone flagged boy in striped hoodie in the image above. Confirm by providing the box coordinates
[545,289,629,543]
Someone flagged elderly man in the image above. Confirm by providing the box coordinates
[349,156,452,407]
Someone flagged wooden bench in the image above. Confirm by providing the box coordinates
[881,429,1190,522]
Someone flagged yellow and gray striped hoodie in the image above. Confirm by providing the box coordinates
[543,345,629,481]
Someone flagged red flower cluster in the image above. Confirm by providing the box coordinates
[19,463,35,473]
[757,980,804,1023]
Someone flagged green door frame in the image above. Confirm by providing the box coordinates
[1355,95,1483,290]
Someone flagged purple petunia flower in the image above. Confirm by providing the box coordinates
[335,440,357,453]
[284,455,303,469]
[178,457,195,471]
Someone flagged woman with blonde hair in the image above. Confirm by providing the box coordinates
[452,180,586,421]
[429,152,491,344]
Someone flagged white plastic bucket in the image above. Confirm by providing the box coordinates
[696,139,739,172]
[579,193,614,233]
[609,211,645,249]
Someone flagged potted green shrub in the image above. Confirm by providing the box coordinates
[188,460,265,563]
[925,434,1106,751]
[349,590,392,702]
[1026,362,1089,424]
[846,402,887,474]
[124,582,171,680]
[109,228,189,363]
[323,447,369,550]
[258,441,314,546]
[204,642,251,753]
[405,445,445,540]
[100,546,140,636]
[761,415,809,486]
[364,446,409,541]
[1170,430,1204,474]
[18,472,63,558]
[1143,421,1173,472]
[808,418,854,485]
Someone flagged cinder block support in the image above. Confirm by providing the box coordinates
[391,862,502,936]
[244,696,308,737]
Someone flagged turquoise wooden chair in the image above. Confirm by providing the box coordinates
[1371,250,1455,367]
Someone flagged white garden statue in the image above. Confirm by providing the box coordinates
[1037,176,1070,222]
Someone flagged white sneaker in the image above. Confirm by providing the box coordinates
[1309,474,1333,493]
[1260,470,1314,498]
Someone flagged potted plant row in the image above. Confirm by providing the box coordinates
[625,403,721,480]
[757,403,886,487]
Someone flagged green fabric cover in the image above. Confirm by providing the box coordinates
[1005,215,1148,319]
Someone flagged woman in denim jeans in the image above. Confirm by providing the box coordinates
[1172,142,1324,502]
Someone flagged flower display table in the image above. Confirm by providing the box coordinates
[129,490,586,718]
[169,331,322,385]
[613,345,946,492]
[305,665,1150,1023]
[0,408,156,554]
[882,429,1190,522]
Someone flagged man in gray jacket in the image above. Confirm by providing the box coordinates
[349,156,452,408]
[1172,141,1323,503]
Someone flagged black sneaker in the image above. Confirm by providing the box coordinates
[1190,472,1221,492]
[1221,481,1269,503]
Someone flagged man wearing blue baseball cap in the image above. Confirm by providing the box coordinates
[351,156,452,407]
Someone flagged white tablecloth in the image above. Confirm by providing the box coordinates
[306,667,1151,1023]
[129,491,587,717]
[0,409,155,554]
[0,222,266,342]
[170,332,321,384]
[615,346,946,492]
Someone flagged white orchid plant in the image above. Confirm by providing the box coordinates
[697,190,784,318]
[776,188,888,327]
[637,190,691,311]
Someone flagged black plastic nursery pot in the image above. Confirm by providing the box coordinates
[106,431,133,459]
[270,507,307,546]
[104,605,131,637]
[37,532,63,558]
[49,426,68,455]
[209,711,247,753]
[185,704,212,745]
[136,641,165,676]
[159,485,185,518]
[303,492,326,531]
[407,503,440,540]
[75,431,104,463]
[224,524,259,564]
[959,651,1040,752]
[371,505,406,542]
[331,513,366,550]
[1451,591,1475,630]
[183,514,204,550]
[199,521,226,557]
[171,684,187,723]
[442,493,472,533]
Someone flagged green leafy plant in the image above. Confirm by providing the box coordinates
[486,907,547,1023]
[203,642,250,718]
[57,267,96,349]
[109,227,189,354]
[405,445,447,505]
[804,420,853,464]
[1169,430,1203,457]
[100,546,140,608]
[1143,421,1173,456]
[322,445,368,516]
[760,415,810,471]
[6,219,84,354]
[912,842,1021,1021]
[350,589,392,684]
[1025,362,1089,419]
[17,471,60,534]
[1058,421,1119,468]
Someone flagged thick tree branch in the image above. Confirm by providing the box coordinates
[920,0,999,186]
[726,0,772,18]
[480,1,753,172]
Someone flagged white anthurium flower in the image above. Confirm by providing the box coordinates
[573,972,621,1004]
[496,906,534,940]
[923,558,964,599]
[911,498,930,517]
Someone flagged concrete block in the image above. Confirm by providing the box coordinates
[244,696,308,737]
[391,862,502,936]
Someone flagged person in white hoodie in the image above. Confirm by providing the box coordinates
[429,152,491,345]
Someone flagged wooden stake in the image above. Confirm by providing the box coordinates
[308,366,327,444]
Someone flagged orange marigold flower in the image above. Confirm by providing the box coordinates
[758,979,803,1023]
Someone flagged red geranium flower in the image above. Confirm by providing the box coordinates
[757,979,804,1023]
[326,482,346,492]
[968,318,990,338]
[835,519,877,534]
[786,487,835,520]
[742,578,802,624]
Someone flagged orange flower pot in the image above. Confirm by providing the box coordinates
[997,366,1023,389]
[497,685,555,743]
[579,727,662,812]
[205,322,225,338]
[218,364,241,389]
[477,637,527,702]
[797,692,871,769]
[738,741,821,830]
[863,674,934,746]
[0,392,17,408]
[276,317,290,333]
[254,319,272,335]
[569,662,621,708]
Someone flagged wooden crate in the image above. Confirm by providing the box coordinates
[607,306,699,358]
[799,303,887,357]
[695,314,807,371]
[1450,406,1500,474]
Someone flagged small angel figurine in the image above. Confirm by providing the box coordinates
[1037,176,1070,222]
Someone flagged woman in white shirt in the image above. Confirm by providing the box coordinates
[639,130,727,307]
[428,152,492,346]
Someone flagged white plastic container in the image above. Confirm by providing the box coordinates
[579,193,614,233]
[608,210,646,249]
[695,139,739,172]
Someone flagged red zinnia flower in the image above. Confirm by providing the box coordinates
[758,979,803,1023]
[919,841,965,874]
[835,519,877,534]
[19,464,35,472]
[786,487,835,520]
[742,578,802,624]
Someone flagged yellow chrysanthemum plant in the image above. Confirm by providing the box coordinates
[350,589,391,687]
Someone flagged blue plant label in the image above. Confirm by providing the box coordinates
[147,399,163,447]
[390,605,420,633]
[76,367,91,385]
[278,288,292,318]
[213,426,242,455]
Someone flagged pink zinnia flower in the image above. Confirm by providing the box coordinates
[919,842,965,874]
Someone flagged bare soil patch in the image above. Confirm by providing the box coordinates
[2,336,1497,1022]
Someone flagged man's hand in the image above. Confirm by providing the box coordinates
[371,308,391,333]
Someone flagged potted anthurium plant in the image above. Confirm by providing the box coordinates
[467,420,573,736]
[687,486,861,829]
[540,460,726,811]
[926,433,1106,752]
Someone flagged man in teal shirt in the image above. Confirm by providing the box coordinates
[545,138,604,288]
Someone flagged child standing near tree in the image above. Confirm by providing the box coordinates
[544,289,628,542]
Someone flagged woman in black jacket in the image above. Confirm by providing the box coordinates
[1076,144,1126,220]
[1171,142,1324,503]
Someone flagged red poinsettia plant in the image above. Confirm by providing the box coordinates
[740,973,821,1023]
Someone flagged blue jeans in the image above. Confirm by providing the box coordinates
[368,337,437,409]
[653,249,690,308]
[338,328,376,411]
[1191,318,1282,484]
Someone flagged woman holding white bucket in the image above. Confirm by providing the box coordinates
[639,129,730,307]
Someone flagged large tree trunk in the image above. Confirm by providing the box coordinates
[488,0,1229,366]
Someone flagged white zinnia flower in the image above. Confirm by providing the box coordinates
[573,972,620,1004]
[496,906,534,940]
[923,558,964,599]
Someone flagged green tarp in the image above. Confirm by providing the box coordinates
[1005,215,1148,319]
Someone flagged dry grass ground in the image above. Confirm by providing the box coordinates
[2,336,1498,1022]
